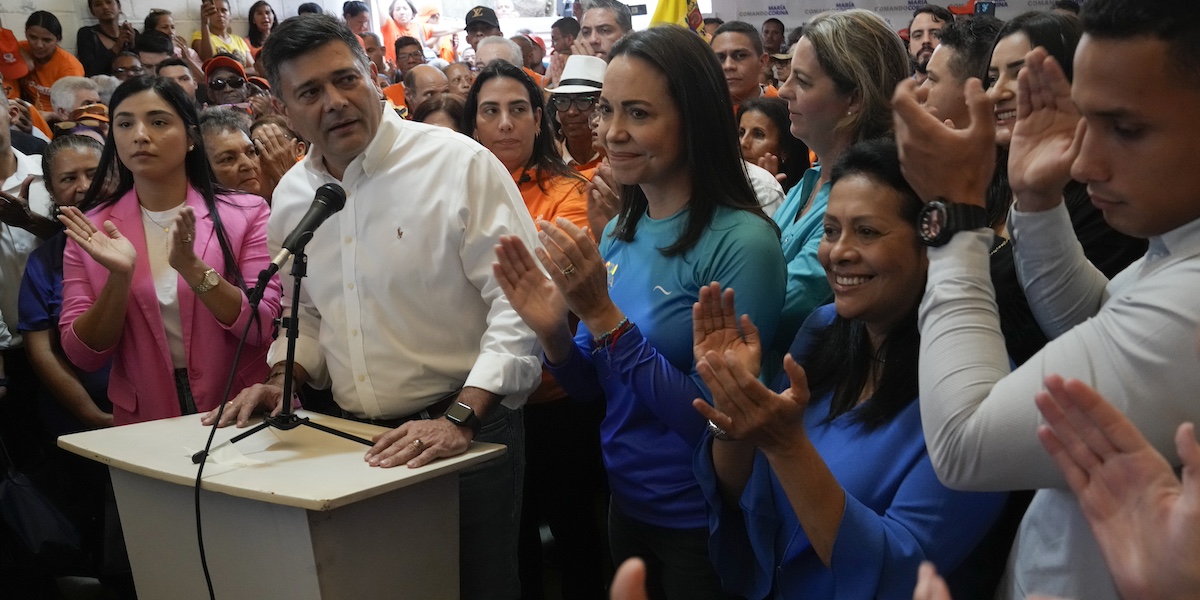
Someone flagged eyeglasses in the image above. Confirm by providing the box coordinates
[113,66,145,76]
[550,95,598,112]
[208,76,245,91]
[396,51,424,61]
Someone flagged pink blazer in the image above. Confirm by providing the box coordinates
[60,187,282,425]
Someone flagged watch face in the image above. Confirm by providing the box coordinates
[446,401,472,423]
[919,202,947,241]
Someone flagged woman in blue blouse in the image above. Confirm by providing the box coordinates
[692,139,1007,599]
[494,26,786,600]
[770,10,911,362]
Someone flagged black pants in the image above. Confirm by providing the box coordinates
[608,503,738,600]
[517,399,609,600]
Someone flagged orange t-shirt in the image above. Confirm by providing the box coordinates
[522,67,544,88]
[383,82,407,112]
[513,167,589,404]
[515,167,589,229]
[381,19,429,63]
[18,42,85,113]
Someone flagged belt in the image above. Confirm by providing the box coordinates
[342,391,460,429]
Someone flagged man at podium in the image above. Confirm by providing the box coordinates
[202,14,543,600]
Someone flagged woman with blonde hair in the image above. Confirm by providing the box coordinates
[769,9,910,363]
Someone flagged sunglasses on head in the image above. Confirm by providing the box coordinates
[208,76,245,91]
[53,119,105,133]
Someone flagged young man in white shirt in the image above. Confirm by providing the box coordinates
[892,0,1200,598]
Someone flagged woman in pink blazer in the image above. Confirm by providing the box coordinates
[58,76,281,425]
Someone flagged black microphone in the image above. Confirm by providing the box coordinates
[250,183,347,301]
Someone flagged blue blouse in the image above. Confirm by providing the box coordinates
[695,305,1008,599]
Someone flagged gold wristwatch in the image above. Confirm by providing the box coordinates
[192,268,220,293]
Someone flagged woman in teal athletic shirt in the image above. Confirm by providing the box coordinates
[770,10,911,361]
[494,25,786,600]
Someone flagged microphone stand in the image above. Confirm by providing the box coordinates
[224,249,374,451]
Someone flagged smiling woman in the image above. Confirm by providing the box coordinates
[56,77,280,425]
[692,139,1007,599]
[492,24,786,600]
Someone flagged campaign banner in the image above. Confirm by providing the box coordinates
[721,0,1063,32]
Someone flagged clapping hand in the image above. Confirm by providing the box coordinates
[1036,375,1200,599]
[693,352,809,453]
[493,234,569,341]
[1008,48,1082,211]
[167,206,198,273]
[585,159,621,237]
[692,283,761,378]
[58,206,136,275]
[892,77,996,205]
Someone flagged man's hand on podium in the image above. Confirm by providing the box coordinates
[201,382,284,428]
[365,417,471,469]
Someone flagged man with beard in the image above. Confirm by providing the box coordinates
[572,0,632,62]
[907,4,952,84]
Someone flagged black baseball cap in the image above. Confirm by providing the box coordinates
[465,6,500,29]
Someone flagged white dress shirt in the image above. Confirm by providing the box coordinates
[267,107,543,419]
[0,150,53,349]
[917,202,1200,600]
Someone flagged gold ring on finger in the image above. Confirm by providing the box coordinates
[562,264,577,276]
[412,439,423,450]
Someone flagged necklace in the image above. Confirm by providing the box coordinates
[990,237,1010,256]
[142,206,173,234]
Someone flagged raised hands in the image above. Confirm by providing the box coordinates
[692,283,761,378]
[252,121,299,198]
[892,77,996,205]
[167,206,199,273]
[693,352,809,454]
[586,159,621,238]
[532,218,623,334]
[1035,375,1200,600]
[59,206,136,275]
[1008,48,1082,211]
[493,234,570,343]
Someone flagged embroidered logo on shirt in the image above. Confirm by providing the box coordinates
[606,261,617,289]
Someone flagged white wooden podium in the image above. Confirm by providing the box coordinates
[58,411,504,600]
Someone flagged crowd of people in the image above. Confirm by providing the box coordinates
[0,0,1198,599]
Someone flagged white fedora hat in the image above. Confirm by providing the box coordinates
[547,55,606,94]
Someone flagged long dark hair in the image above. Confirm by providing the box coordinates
[987,11,1082,87]
[27,11,64,40]
[803,139,924,429]
[985,12,1082,225]
[247,1,277,48]
[607,25,772,256]
[737,97,809,193]
[80,76,247,289]
[462,61,584,194]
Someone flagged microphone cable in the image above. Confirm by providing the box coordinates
[192,287,267,600]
